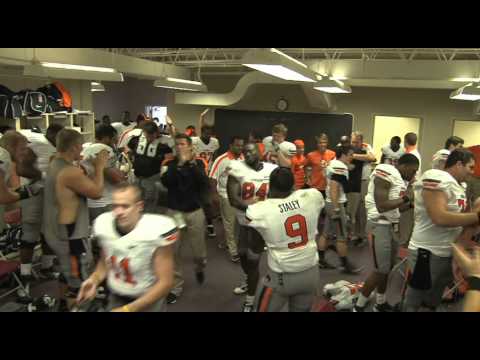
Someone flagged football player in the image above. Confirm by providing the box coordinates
[192,108,220,238]
[227,142,278,311]
[263,123,296,167]
[380,136,405,165]
[76,183,177,312]
[431,136,464,170]
[317,145,362,274]
[404,149,480,312]
[246,167,324,312]
[353,153,419,312]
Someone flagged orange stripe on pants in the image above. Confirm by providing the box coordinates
[259,287,273,312]
[70,256,80,278]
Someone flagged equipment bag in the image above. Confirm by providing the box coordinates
[0,94,8,119]
[18,90,47,115]
[52,81,72,110]
[5,95,23,119]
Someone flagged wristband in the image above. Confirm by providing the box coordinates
[467,276,480,291]
[123,305,131,312]
[16,186,31,200]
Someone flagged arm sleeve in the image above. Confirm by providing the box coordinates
[155,218,179,246]
[421,171,450,192]
[245,204,267,229]
[160,161,179,188]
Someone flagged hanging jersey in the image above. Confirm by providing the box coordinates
[365,164,407,224]
[246,188,324,273]
[209,151,244,199]
[228,160,278,225]
[325,159,349,203]
[263,136,296,165]
[432,149,450,169]
[94,212,178,297]
[381,144,405,165]
[191,136,219,171]
[409,169,466,257]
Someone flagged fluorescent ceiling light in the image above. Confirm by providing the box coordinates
[166,77,203,86]
[91,82,105,92]
[41,62,116,73]
[23,64,124,82]
[452,77,480,82]
[153,78,207,92]
[242,48,317,82]
[314,78,352,94]
[450,83,480,101]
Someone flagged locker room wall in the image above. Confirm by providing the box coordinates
[213,109,353,155]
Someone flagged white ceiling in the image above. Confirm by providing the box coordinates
[99,48,480,90]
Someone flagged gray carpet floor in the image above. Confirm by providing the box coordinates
[0,218,464,312]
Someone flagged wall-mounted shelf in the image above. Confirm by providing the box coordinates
[20,112,95,143]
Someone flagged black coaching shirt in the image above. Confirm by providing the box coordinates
[128,136,173,178]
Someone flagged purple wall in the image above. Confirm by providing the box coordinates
[92,77,168,122]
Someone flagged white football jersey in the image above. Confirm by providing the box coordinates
[365,164,407,224]
[263,137,296,165]
[406,148,422,175]
[381,144,405,165]
[432,149,450,170]
[325,159,349,203]
[409,169,466,257]
[118,128,142,149]
[246,189,324,273]
[228,160,278,225]
[209,151,244,199]
[191,136,219,171]
[94,212,178,297]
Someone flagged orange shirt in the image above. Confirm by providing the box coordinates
[305,149,336,191]
[257,142,266,159]
[469,145,480,177]
[291,154,307,189]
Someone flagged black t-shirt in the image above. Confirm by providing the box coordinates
[128,136,173,178]
[161,158,210,212]
[347,148,366,193]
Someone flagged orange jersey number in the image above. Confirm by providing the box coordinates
[242,182,268,201]
[285,214,308,249]
[110,256,137,285]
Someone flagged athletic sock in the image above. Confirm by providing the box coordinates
[376,292,386,305]
[340,256,348,267]
[41,255,56,270]
[20,263,32,276]
[245,295,255,305]
[356,293,369,308]
[318,250,325,260]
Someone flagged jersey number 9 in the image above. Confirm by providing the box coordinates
[285,214,308,249]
